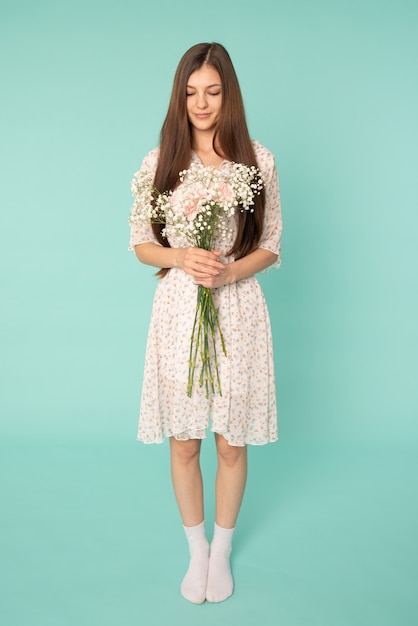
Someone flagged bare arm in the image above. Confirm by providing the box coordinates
[196,248,278,288]
[134,242,225,280]
[135,242,277,286]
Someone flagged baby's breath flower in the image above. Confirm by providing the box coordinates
[129,161,264,397]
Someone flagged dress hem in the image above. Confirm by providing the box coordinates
[136,429,279,447]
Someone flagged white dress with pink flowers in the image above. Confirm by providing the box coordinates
[129,141,282,446]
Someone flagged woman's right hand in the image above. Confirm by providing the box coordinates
[177,247,225,280]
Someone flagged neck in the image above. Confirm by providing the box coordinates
[192,129,224,158]
[192,129,215,152]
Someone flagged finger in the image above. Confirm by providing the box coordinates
[189,256,225,270]
[190,248,224,263]
[185,259,223,274]
[191,267,220,277]
[182,261,219,278]
[196,276,223,288]
[191,271,218,281]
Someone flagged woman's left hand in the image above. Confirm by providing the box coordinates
[194,248,278,288]
[194,264,231,288]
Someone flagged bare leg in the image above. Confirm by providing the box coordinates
[206,433,247,603]
[169,437,209,604]
[169,437,204,526]
[214,433,247,528]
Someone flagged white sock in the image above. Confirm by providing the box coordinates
[181,521,209,604]
[206,523,235,603]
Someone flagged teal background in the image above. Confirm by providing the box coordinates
[1,0,417,624]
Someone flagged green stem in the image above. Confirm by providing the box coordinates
[186,204,228,398]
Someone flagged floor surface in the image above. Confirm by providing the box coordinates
[1,437,416,626]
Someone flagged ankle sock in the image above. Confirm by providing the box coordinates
[181,521,209,604]
[206,523,235,603]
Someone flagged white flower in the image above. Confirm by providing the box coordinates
[129,161,264,249]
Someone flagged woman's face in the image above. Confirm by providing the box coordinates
[186,64,222,134]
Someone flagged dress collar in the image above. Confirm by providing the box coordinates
[190,150,231,171]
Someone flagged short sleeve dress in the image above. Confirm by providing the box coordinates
[129,140,282,446]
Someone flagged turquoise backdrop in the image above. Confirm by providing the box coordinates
[1,1,417,625]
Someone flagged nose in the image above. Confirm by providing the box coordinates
[196,92,208,109]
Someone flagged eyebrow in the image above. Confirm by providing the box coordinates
[186,83,222,89]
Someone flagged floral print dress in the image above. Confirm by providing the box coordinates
[129,141,282,446]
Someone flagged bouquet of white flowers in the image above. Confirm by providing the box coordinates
[129,161,264,398]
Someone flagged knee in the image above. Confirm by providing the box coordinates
[216,435,247,467]
[170,438,201,466]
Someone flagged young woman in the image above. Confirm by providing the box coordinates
[129,42,282,604]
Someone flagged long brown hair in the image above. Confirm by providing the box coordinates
[153,42,266,276]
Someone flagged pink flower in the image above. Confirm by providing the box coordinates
[184,199,200,221]
[219,182,234,203]
[183,183,207,220]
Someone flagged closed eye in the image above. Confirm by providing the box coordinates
[186,91,222,97]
